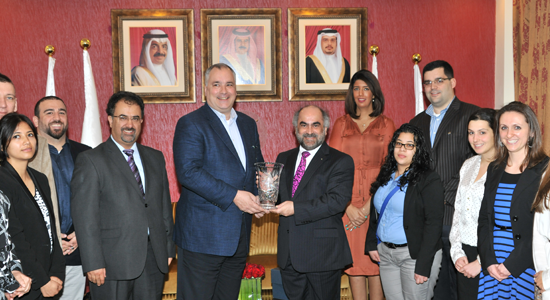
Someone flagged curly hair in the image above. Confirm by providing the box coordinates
[370,123,431,195]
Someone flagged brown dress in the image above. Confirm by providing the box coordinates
[328,114,395,275]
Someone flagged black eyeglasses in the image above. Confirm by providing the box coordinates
[422,78,452,87]
[395,142,415,150]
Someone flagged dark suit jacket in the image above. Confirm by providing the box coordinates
[276,143,354,273]
[410,97,479,225]
[477,157,549,277]
[366,170,444,277]
[0,162,65,298]
[71,138,175,280]
[173,104,263,256]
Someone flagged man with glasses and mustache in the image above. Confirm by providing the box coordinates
[219,28,265,85]
[71,91,175,300]
[31,96,91,300]
[273,105,354,299]
[131,29,177,86]
[410,60,479,300]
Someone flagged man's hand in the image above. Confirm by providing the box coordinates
[7,270,31,298]
[87,268,106,286]
[40,276,63,297]
[414,274,428,284]
[233,191,267,215]
[368,250,380,262]
[61,232,78,255]
[272,201,294,217]
[168,257,173,266]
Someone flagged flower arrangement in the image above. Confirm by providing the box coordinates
[242,263,265,279]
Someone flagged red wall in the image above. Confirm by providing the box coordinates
[0,0,495,202]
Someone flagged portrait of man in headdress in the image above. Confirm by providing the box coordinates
[306,27,350,84]
[131,29,177,86]
[219,27,265,85]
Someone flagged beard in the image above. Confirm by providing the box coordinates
[46,122,68,140]
[120,126,137,144]
[296,130,325,151]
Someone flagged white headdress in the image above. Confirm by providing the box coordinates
[139,29,176,85]
[313,28,343,83]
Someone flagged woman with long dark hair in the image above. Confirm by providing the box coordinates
[0,113,65,299]
[477,102,548,300]
[366,123,444,300]
[533,170,550,300]
[328,69,394,300]
[449,108,497,300]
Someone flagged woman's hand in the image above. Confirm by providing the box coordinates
[455,256,468,272]
[368,250,380,262]
[414,274,428,284]
[345,205,366,230]
[461,260,481,279]
[535,271,546,292]
[487,264,507,281]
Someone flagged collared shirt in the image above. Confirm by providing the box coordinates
[209,106,247,171]
[425,97,455,147]
[294,144,322,175]
[49,141,74,234]
[110,136,145,192]
[373,172,408,244]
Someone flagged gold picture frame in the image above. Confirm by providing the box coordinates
[288,8,368,101]
[111,9,195,103]
[201,8,282,102]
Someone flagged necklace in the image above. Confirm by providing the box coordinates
[362,123,367,127]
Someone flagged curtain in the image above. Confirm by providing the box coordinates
[514,0,550,151]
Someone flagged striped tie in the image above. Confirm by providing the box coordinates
[123,149,145,197]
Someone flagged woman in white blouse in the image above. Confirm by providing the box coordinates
[533,171,550,299]
[449,108,496,300]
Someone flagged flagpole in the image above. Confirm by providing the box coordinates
[44,45,56,97]
[412,53,424,116]
[369,45,379,79]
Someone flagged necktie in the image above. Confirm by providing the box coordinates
[123,149,145,197]
[292,151,310,197]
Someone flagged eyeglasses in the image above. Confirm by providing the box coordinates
[422,78,452,87]
[112,115,141,123]
[395,142,415,150]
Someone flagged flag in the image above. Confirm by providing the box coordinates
[372,55,378,79]
[81,49,102,148]
[414,64,424,115]
[46,56,56,96]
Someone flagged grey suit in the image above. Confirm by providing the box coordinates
[71,138,175,298]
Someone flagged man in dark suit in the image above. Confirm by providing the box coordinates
[273,105,354,300]
[31,96,90,300]
[409,60,479,300]
[71,91,175,300]
[173,63,265,300]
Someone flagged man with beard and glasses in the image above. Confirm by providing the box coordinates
[272,105,355,299]
[31,96,91,300]
[71,91,175,300]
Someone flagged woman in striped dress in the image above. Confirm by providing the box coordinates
[477,102,548,300]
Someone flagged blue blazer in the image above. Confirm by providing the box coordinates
[173,104,263,256]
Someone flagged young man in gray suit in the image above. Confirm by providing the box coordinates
[409,60,479,300]
[273,105,354,300]
[71,91,175,300]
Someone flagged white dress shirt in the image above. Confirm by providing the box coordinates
[294,145,322,175]
[534,200,550,300]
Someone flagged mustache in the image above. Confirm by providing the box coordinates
[121,127,136,133]
[302,133,318,138]
[238,46,247,49]
[153,53,166,57]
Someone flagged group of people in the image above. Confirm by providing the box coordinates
[0,56,548,300]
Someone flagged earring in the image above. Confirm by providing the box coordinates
[528,137,534,148]
[498,140,503,147]
[372,98,375,103]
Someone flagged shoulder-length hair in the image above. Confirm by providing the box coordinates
[493,102,546,172]
[0,113,38,162]
[370,123,431,195]
[344,69,385,119]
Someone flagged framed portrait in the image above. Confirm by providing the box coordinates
[201,8,282,102]
[111,9,195,103]
[288,8,368,101]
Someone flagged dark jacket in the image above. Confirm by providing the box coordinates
[366,170,444,277]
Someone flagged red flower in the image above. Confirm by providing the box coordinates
[242,263,265,279]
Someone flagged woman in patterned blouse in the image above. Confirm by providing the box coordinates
[449,108,496,300]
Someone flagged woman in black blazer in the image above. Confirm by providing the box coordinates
[477,102,548,300]
[366,123,444,300]
[0,113,65,299]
